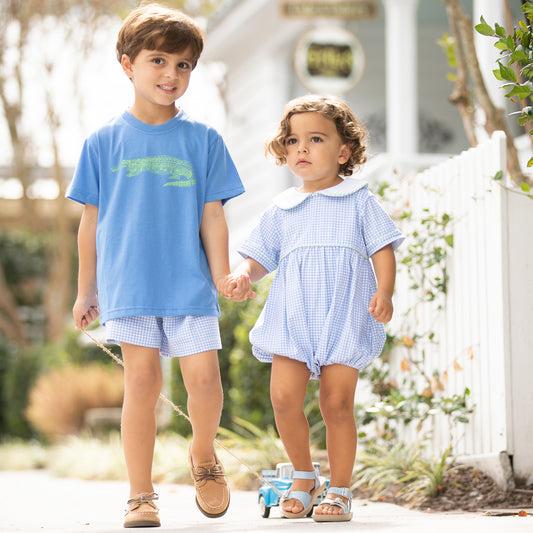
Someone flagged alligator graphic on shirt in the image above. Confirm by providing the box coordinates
[112,156,195,187]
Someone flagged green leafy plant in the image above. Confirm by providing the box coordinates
[399,209,453,305]
[352,441,423,497]
[353,442,459,504]
[398,446,458,501]
[475,3,533,175]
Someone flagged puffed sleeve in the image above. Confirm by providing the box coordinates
[361,190,404,257]
[238,206,282,272]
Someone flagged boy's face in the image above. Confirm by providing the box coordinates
[121,46,194,121]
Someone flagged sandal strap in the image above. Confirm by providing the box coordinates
[292,470,317,480]
[281,469,320,506]
[281,489,313,508]
[292,469,321,491]
[319,497,351,514]
[318,486,352,514]
[326,486,352,499]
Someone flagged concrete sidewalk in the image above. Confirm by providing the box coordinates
[1,470,531,533]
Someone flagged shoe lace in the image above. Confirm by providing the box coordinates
[194,463,225,482]
[126,492,159,511]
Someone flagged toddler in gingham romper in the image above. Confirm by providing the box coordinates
[223,95,404,522]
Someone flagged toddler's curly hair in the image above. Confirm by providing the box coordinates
[266,95,368,176]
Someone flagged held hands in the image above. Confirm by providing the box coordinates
[73,295,100,330]
[368,290,393,323]
[217,273,256,302]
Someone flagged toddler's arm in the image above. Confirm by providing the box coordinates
[369,244,396,323]
[73,204,99,329]
[218,258,268,301]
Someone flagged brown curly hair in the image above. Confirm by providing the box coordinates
[116,3,204,68]
[266,95,368,176]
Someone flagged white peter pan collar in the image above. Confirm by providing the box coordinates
[272,177,368,210]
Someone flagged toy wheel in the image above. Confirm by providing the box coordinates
[259,495,270,518]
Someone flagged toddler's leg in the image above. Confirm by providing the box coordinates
[121,343,162,498]
[270,355,314,515]
[314,364,359,517]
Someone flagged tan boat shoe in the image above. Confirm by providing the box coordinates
[123,492,160,528]
[189,450,230,518]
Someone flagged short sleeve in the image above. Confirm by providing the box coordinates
[205,129,244,205]
[238,207,281,272]
[362,191,404,256]
[66,135,100,207]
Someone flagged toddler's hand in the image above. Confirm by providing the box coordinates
[232,274,256,301]
[217,274,256,302]
[368,291,393,323]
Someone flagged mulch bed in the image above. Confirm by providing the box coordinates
[352,464,533,514]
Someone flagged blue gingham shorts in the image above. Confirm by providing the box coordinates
[105,315,222,358]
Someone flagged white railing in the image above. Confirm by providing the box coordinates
[388,131,510,456]
[361,132,533,483]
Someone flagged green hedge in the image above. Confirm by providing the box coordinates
[169,278,274,436]
[168,277,324,442]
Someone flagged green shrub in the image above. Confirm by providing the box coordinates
[0,337,8,436]
[168,277,274,436]
[0,231,48,307]
[1,342,42,439]
[226,277,274,428]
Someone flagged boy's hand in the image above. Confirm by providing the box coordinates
[217,273,256,302]
[368,290,393,323]
[73,296,100,330]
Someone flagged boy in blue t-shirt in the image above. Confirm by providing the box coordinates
[67,3,244,527]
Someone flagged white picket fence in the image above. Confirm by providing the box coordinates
[382,131,533,483]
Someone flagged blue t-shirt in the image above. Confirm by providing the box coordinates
[66,109,245,324]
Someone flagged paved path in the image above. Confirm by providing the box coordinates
[1,470,531,532]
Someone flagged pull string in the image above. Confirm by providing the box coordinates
[81,328,283,497]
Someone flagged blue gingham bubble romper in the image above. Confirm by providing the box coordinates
[238,178,404,379]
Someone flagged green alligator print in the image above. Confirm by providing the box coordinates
[112,156,195,187]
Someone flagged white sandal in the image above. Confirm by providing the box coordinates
[313,486,353,522]
[280,470,327,519]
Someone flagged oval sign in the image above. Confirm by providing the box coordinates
[293,25,366,94]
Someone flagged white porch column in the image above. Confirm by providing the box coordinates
[383,0,419,156]
[473,0,506,109]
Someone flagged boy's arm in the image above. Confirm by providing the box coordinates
[73,204,99,329]
[200,200,267,301]
[369,244,396,323]
[200,200,239,293]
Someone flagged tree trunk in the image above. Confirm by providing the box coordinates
[443,0,533,187]
[43,89,73,341]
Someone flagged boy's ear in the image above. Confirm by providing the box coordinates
[121,54,134,79]
[338,144,351,165]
